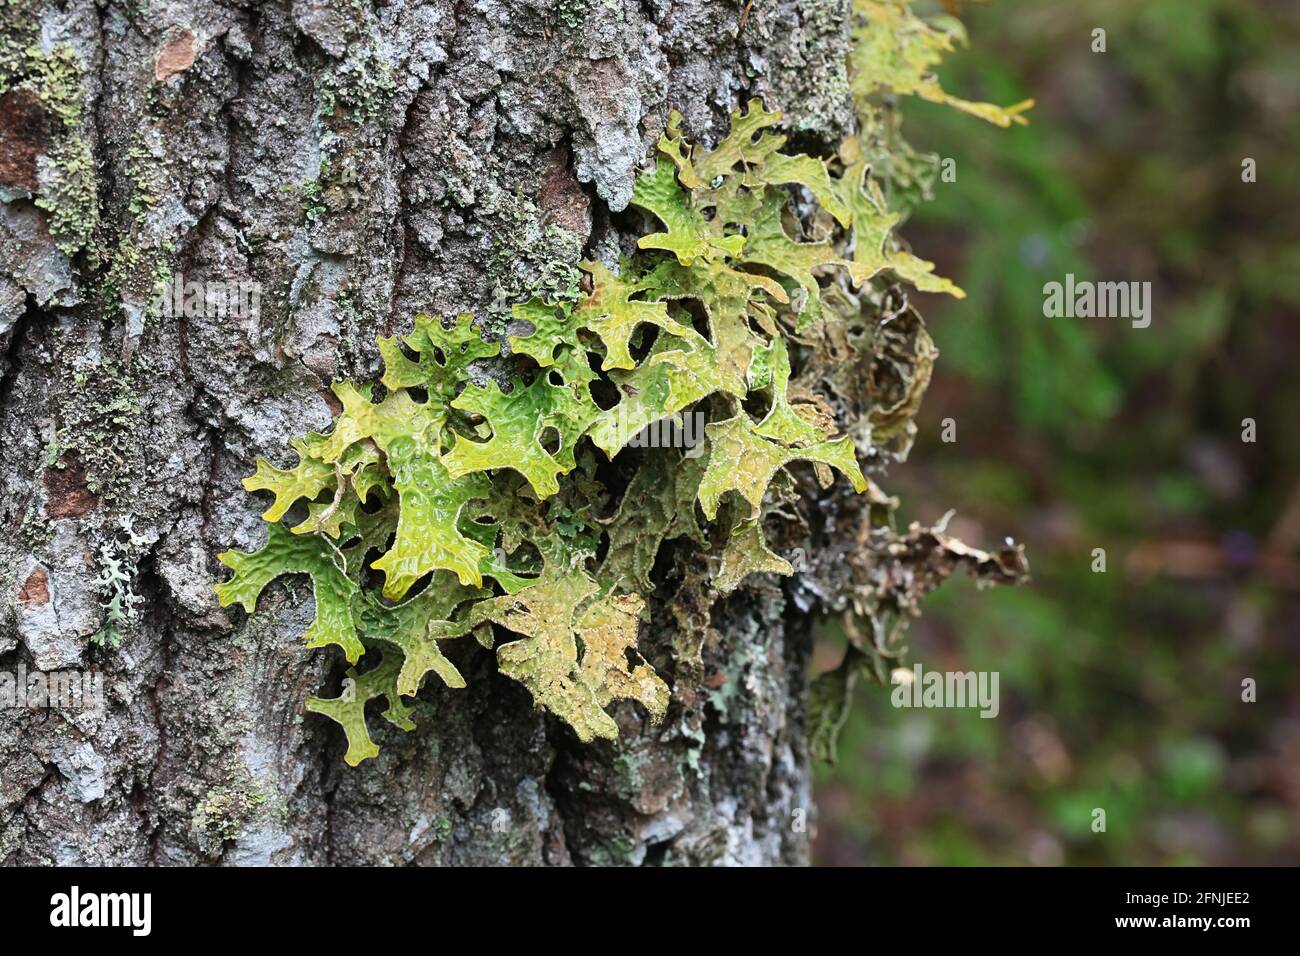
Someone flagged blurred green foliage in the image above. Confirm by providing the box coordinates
[814,0,1300,865]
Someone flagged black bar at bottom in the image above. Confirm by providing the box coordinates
[0,865,1281,941]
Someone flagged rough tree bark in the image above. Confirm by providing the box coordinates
[0,0,866,865]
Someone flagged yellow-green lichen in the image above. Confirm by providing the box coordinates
[1,37,100,257]
[216,0,1027,766]
[191,768,278,859]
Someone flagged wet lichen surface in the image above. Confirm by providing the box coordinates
[3,0,1024,865]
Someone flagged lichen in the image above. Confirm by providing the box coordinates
[316,42,396,134]
[300,37,398,230]
[0,34,100,258]
[216,0,1029,767]
[91,517,147,648]
[849,0,1034,128]
[58,359,146,504]
[484,190,585,324]
[801,0,1035,760]
[191,773,273,859]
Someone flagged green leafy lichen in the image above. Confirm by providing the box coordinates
[849,0,1034,129]
[217,0,1027,765]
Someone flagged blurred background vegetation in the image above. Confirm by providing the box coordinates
[812,0,1300,865]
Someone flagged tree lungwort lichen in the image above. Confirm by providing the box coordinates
[216,0,1032,766]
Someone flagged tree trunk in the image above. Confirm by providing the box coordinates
[1,0,859,866]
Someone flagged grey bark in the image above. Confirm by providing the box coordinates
[0,0,855,865]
